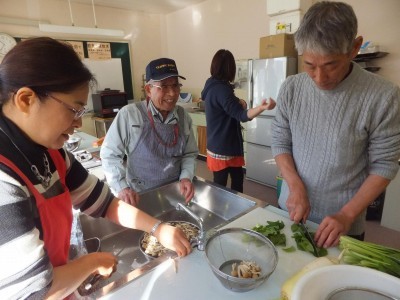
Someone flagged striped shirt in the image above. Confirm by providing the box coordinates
[0,114,114,299]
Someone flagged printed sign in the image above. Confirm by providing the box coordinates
[65,41,85,59]
[87,42,112,60]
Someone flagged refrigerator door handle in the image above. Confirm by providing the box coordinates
[248,61,253,108]
[249,77,253,108]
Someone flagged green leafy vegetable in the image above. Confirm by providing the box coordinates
[282,246,296,253]
[251,220,287,247]
[291,223,328,257]
[339,236,400,278]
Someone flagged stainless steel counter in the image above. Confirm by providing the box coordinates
[100,206,340,300]
[74,178,265,298]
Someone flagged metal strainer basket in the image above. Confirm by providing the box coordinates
[204,227,278,292]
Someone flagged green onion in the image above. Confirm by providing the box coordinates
[339,235,400,278]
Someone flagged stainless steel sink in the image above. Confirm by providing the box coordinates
[75,177,264,298]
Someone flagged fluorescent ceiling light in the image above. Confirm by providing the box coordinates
[0,16,48,27]
[39,23,124,37]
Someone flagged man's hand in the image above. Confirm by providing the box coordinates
[286,181,311,223]
[314,211,353,248]
[179,178,194,203]
[117,187,140,206]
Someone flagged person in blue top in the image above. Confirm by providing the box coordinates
[201,49,275,193]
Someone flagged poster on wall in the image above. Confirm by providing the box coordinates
[65,41,85,59]
[14,37,133,100]
[87,42,112,60]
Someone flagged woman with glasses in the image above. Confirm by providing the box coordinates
[201,49,276,193]
[0,38,192,299]
[100,58,198,206]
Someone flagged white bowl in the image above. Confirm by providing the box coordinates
[291,264,400,300]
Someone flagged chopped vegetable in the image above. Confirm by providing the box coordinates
[231,261,261,279]
[281,256,339,300]
[291,224,328,257]
[251,220,287,247]
[339,235,400,278]
[282,246,296,253]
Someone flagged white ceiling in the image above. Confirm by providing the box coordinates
[72,0,207,14]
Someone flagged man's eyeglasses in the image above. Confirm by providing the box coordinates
[151,83,182,92]
[47,94,87,120]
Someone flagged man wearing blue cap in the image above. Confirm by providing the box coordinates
[101,58,198,206]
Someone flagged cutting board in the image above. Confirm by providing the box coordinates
[221,206,341,299]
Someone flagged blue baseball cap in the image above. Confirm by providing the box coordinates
[145,58,186,82]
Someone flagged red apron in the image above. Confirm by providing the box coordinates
[0,149,72,267]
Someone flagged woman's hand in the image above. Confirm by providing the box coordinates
[260,97,276,110]
[46,252,117,299]
[247,97,276,119]
[154,223,192,257]
[89,252,118,277]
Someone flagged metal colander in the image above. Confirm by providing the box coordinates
[204,227,278,292]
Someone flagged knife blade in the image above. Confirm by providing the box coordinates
[299,220,319,257]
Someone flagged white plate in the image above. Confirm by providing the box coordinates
[291,265,400,300]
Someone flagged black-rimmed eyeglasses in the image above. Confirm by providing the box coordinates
[47,94,87,120]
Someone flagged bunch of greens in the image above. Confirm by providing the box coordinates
[291,224,328,257]
[251,220,287,247]
[340,236,400,278]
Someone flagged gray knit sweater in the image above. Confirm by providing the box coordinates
[272,63,400,235]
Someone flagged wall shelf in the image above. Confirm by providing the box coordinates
[353,52,388,72]
[353,51,388,62]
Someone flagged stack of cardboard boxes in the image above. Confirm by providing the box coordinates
[260,0,313,73]
[259,33,297,59]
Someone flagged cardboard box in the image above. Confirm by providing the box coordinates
[259,34,297,59]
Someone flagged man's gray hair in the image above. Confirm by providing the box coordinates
[294,1,358,55]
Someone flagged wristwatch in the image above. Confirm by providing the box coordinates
[0,33,17,59]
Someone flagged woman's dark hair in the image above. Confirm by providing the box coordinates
[0,37,96,105]
[210,49,236,82]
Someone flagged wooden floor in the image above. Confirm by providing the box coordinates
[195,159,400,249]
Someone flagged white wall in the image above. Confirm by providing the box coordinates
[1,0,399,101]
[165,0,268,99]
[343,0,400,86]
[0,0,165,101]
[164,0,400,99]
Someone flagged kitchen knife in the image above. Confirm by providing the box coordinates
[299,220,319,257]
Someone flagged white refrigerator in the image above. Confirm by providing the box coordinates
[235,57,297,187]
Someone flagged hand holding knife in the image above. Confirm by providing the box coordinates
[299,220,320,257]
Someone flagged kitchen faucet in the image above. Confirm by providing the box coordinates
[176,203,205,251]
